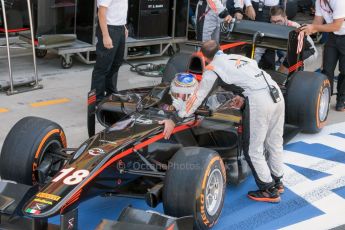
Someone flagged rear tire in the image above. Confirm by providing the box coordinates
[163,147,226,230]
[162,53,191,83]
[286,71,330,133]
[0,117,67,185]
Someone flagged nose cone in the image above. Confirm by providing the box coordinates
[23,192,62,217]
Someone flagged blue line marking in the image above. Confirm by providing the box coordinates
[330,133,345,139]
[284,142,345,164]
[285,163,332,181]
[50,176,324,230]
[216,177,324,230]
[332,186,345,200]
[50,141,345,229]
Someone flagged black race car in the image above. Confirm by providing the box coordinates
[0,20,330,230]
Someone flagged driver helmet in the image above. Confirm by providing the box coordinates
[170,73,198,102]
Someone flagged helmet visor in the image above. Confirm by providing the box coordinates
[171,92,192,101]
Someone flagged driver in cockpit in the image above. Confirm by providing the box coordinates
[158,73,198,139]
[159,72,243,140]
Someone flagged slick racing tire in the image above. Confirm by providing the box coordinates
[161,53,191,83]
[0,117,67,185]
[163,147,226,230]
[286,71,331,133]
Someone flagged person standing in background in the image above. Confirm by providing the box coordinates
[243,0,282,69]
[244,0,281,22]
[196,0,240,42]
[91,0,128,104]
[301,0,345,111]
[227,0,245,20]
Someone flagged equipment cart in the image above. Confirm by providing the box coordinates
[29,0,189,67]
[125,0,189,59]
[0,0,42,95]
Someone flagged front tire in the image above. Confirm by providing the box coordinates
[0,117,67,185]
[286,71,331,133]
[163,147,226,230]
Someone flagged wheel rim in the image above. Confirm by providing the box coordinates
[205,168,224,216]
[319,87,330,122]
[37,140,64,184]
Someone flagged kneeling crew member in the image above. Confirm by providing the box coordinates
[163,40,285,203]
[270,6,318,74]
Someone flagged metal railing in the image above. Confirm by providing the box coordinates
[0,0,42,95]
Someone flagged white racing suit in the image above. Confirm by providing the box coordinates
[196,0,243,42]
[181,51,285,190]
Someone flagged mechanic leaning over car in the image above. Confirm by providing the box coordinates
[91,0,128,104]
[196,0,241,42]
[301,0,345,112]
[269,6,318,74]
[162,40,285,203]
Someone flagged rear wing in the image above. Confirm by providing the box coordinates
[222,19,295,50]
[221,19,305,74]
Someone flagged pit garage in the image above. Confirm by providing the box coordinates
[1,0,345,229]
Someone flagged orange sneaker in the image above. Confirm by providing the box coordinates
[247,187,281,203]
[275,180,284,194]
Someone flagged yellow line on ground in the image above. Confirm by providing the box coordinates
[30,98,71,108]
[0,108,9,113]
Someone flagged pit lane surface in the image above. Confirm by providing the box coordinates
[49,122,345,230]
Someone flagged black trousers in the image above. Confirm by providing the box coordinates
[322,33,345,101]
[251,2,272,22]
[195,0,207,41]
[91,25,125,102]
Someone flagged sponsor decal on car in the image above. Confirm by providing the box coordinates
[135,115,153,124]
[88,148,105,156]
[32,202,47,210]
[25,202,47,214]
[25,208,41,214]
[36,192,61,201]
[68,217,75,230]
[200,193,210,226]
[34,198,53,205]
[52,167,90,185]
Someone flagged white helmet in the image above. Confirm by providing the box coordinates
[170,73,198,102]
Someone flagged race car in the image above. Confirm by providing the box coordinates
[0,20,330,230]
